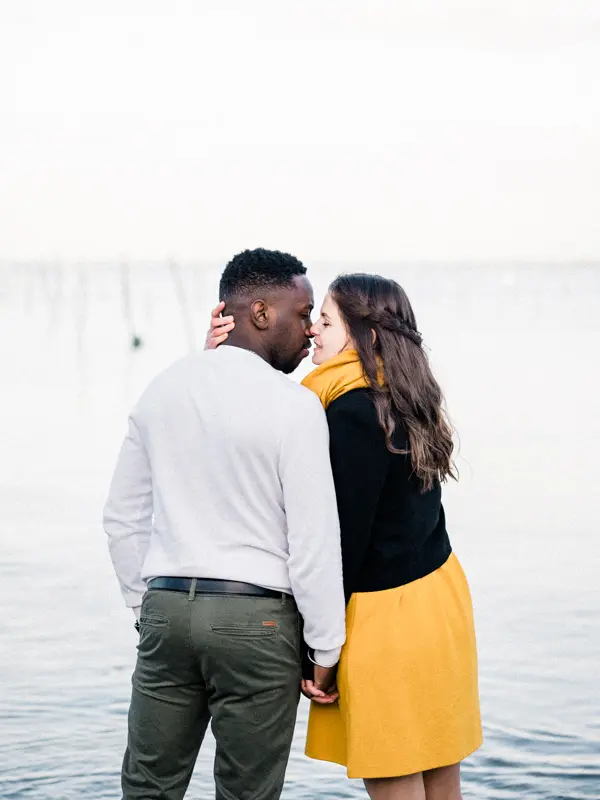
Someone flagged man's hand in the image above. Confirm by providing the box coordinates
[301,664,339,705]
[204,301,235,349]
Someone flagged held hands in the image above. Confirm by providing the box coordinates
[301,664,339,705]
[205,301,235,349]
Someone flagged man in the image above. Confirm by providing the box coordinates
[103,248,346,800]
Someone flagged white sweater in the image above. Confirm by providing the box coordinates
[103,345,346,666]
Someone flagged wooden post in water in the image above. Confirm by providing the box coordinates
[74,262,89,405]
[169,259,196,352]
[120,261,142,349]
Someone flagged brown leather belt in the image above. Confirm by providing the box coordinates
[147,576,282,599]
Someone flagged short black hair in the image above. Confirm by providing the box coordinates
[219,248,307,301]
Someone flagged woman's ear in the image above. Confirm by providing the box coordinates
[371,328,377,344]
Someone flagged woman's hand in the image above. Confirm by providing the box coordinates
[301,678,339,704]
[204,301,235,350]
[301,664,339,705]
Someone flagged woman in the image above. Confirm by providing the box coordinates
[208,274,482,800]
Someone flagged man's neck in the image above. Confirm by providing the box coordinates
[221,331,271,365]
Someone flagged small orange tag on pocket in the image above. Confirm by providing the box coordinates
[262,621,277,627]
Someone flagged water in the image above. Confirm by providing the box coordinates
[0,261,599,799]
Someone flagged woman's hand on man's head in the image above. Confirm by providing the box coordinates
[205,301,235,350]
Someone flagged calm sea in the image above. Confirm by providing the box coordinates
[0,261,598,799]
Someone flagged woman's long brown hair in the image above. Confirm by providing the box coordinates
[329,273,457,492]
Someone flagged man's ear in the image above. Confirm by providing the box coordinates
[250,299,269,330]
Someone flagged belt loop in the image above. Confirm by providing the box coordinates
[188,578,197,601]
[281,592,286,606]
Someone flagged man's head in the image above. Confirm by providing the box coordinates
[219,248,314,374]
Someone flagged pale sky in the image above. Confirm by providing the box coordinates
[1,0,599,262]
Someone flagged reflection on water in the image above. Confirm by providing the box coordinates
[0,262,599,799]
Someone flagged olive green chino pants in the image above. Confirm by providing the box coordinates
[122,586,302,800]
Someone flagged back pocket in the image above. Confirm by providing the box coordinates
[140,612,169,628]
[210,623,277,638]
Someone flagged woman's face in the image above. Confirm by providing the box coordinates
[310,293,354,365]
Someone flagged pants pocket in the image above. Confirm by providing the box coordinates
[210,623,277,638]
[140,612,169,628]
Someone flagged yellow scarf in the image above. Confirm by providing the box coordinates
[301,350,370,409]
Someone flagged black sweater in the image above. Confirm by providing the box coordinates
[327,388,451,602]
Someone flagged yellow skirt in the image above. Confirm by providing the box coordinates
[305,553,482,779]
